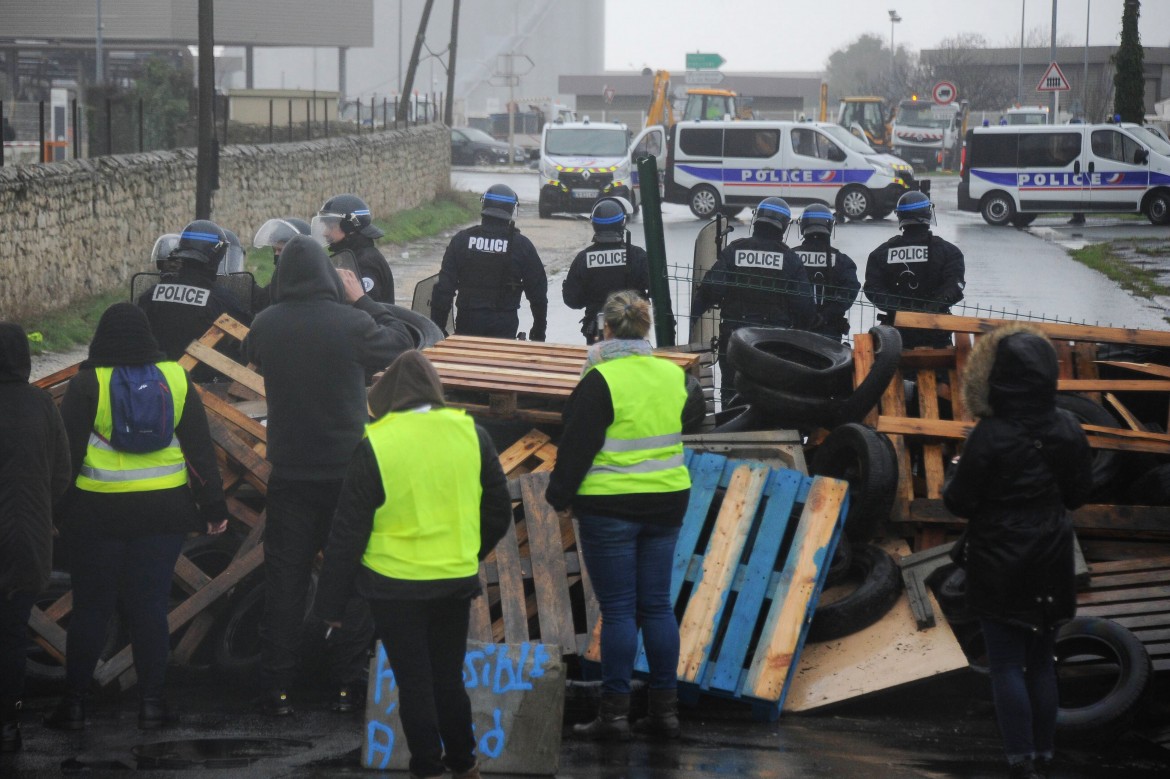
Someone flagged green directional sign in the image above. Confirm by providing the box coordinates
[686,52,725,70]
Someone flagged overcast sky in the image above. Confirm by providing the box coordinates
[605,0,1170,73]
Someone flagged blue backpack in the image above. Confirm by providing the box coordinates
[109,364,176,453]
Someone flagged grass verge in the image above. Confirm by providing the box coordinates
[1068,240,1170,301]
[21,190,480,354]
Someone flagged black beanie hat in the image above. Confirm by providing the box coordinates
[84,302,167,367]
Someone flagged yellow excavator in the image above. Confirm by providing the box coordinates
[645,70,753,129]
[819,85,895,153]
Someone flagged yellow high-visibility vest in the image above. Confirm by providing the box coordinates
[75,362,189,493]
[577,354,691,496]
[362,407,482,580]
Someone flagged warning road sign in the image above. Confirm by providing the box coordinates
[1037,62,1071,92]
[931,81,957,105]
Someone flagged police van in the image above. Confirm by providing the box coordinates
[959,122,1170,226]
[538,119,666,218]
[663,119,916,220]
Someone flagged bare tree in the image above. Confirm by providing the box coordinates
[397,0,436,123]
[924,34,1017,111]
[824,34,920,105]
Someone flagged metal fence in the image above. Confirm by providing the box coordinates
[0,93,442,168]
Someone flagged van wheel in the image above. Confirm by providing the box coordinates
[837,187,872,221]
[538,194,553,219]
[1010,213,1037,227]
[980,192,1015,226]
[689,185,721,219]
[1145,191,1170,226]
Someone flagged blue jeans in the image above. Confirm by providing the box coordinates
[576,514,680,695]
[981,618,1059,763]
[65,527,185,700]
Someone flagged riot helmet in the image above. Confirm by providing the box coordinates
[311,193,384,246]
[481,184,519,222]
[218,228,246,275]
[896,190,934,229]
[284,217,312,236]
[751,197,792,236]
[172,220,229,267]
[590,197,630,244]
[253,218,304,258]
[150,233,182,273]
[799,204,835,239]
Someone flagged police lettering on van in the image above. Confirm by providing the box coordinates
[888,246,930,264]
[469,236,510,253]
[735,250,787,270]
[151,283,211,307]
[585,249,627,269]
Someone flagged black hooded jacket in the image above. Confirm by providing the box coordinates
[943,326,1093,630]
[315,352,512,619]
[243,236,414,481]
[0,324,71,595]
[330,233,395,304]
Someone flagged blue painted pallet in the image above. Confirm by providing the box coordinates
[622,450,849,721]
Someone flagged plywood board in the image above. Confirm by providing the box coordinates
[783,541,969,712]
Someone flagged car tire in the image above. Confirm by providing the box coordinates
[1055,617,1152,740]
[810,422,899,543]
[1010,213,1037,227]
[214,572,321,679]
[980,191,1016,226]
[379,303,446,349]
[1145,190,1170,226]
[539,194,554,219]
[682,375,708,434]
[473,150,494,167]
[1054,394,1120,495]
[807,544,902,643]
[708,404,768,433]
[732,372,840,429]
[824,534,853,588]
[689,185,721,219]
[1126,463,1170,505]
[832,325,903,427]
[869,207,893,220]
[837,186,872,221]
[727,327,855,396]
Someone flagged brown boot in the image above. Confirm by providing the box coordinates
[572,693,631,741]
[632,687,680,739]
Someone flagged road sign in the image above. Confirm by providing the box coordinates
[931,81,957,105]
[603,85,616,104]
[1037,61,1071,92]
[685,70,726,86]
[685,52,725,70]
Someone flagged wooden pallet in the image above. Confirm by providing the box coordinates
[870,313,1170,552]
[616,451,848,720]
[422,335,702,424]
[1076,556,1170,673]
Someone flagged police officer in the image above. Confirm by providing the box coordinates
[863,190,965,349]
[137,220,251,378]
[563,197,650,344]
[251,218,311,312]
[313,194,395,304]
[793,204,860,342]
[430,184,548,341]
[691,197,814,402]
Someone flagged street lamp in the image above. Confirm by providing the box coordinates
[888,9,902,88]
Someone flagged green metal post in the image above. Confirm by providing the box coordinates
[637,154,675,347]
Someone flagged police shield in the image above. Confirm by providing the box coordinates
[329,248,360,276]
[411,273,455,333]
[689,216,729,346]
[215,271,257,316]
[130,271,163,303]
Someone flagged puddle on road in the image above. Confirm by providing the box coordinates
[131,737,312,769]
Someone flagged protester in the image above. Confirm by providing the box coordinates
[943,325,1093,779]
[0,323,71,752]
[242,235,414,716]
[546,291,692,741]
[317,351,511,779]
[44,304,228,732]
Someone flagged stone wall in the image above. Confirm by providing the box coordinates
[0,124,449,320]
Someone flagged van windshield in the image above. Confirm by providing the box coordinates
[544,128,628,157]
[822,124,875,154]
[898,104,954,128]
[1131,126,1170,156]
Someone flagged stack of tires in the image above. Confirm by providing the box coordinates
[718,325,902,433]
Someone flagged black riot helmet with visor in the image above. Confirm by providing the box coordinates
[172,220,229,267]
[218,228,246,275]
[896,190,935,229]
[253,218,309,259]
[799,203,836,240]
[311,193,385,246]
[151,233,182,274]
[750,197,793,239]
[590,196,631,244]
[481,184,519,222]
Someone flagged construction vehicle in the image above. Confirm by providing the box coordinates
[645,70,675,129]
[645,70,752,129]
[836,96,894,153]
[890,96,969,171]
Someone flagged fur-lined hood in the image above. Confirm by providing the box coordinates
[962,324,1059,419]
